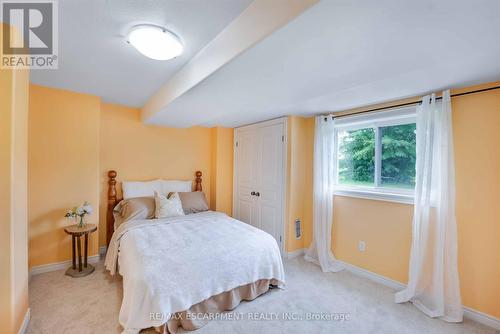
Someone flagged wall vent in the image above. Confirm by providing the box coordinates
[295,218,301,239]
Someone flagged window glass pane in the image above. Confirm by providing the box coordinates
[380,123,416,189]
[338,128,375,186]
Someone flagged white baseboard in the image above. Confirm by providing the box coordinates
[285,248,305,259]
[338,260,405,290]
[463,307,500,331]
[30,254,100,277]
[337,260,500,330]
[18,308,30,334]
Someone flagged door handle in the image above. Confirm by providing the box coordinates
[251,191,256,196]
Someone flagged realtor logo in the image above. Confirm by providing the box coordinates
[1,0,58,69]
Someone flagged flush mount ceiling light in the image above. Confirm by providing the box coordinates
[127,25,183,61]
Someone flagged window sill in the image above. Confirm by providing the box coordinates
[333,187,414,204]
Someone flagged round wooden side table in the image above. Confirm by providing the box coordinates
[64,224,97,277]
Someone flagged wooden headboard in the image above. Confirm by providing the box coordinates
[106,170,203,246]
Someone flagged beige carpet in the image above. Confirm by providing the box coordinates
[27,257,497,334]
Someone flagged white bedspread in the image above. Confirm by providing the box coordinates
[105,211,285,334]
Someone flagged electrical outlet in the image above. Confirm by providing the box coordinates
[358,241,366,252]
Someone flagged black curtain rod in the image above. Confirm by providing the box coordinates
[333,84,500,119]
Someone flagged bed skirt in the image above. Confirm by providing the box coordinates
[154,279,280,334]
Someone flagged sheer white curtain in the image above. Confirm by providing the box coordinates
[395,91,463,322]
[304,115,344,273]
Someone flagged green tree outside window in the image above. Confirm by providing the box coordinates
[338,123,416,189]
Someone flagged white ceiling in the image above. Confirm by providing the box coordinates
[29,0,252,107]
[146,0,500,127]
[30,0,500,128]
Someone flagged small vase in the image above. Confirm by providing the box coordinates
[77,216,86,228]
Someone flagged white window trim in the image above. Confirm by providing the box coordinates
[333,106,416,204]
[334,186,414,204]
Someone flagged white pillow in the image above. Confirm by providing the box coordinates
[154,192,185,218]
[161,180,192,194]
[122,179,192,199]
[123,180,162,199]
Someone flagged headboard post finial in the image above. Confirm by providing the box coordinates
[108,170,117,179]
[106,170,118,246]
[195,171,202,192]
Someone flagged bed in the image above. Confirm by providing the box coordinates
[104,170,285,334]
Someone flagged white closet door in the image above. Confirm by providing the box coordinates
[257,123,284,247]
[234,119,285,253]
[234,129,260,228]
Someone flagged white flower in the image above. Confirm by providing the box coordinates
[65,202,92,219]
[82,204,93,215]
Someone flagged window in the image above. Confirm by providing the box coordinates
[334,107,416,203]
[338,128,375,186]
[380,123,416,189]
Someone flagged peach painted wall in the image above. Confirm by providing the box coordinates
[452,86,500,317]
[99,103,214,245]
[28,89,234,261]
[28,85,100,267]
[0,24,30,332]
[285,116,314,252]
[209,127,234,216]
[10,65,30,334]
[332,197,413,283]
[310,82,500,318]
[0,55,14,334]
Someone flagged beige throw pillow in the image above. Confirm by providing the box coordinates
[177,192,209,214]
[117,197,156,222]
[154,191,185,218]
